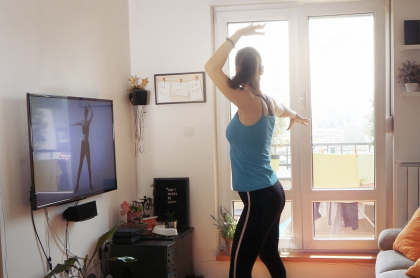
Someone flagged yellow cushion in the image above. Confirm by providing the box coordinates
[394,207,420,261]
[407,258,420,278]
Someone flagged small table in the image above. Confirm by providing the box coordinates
[110,227,194,278]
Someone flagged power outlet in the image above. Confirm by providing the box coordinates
[184,126,194,137]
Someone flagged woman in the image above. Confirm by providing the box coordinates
[205,24,309,278]
[72,103,93,193]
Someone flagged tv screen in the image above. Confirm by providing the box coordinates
[27,93,117,210]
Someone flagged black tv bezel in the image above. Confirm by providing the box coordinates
[27,93,118,210]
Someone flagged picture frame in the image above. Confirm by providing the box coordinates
[154,71,206,104]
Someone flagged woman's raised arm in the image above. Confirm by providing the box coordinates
[204,24,265,110]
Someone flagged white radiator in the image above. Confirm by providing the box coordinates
[395,162,420,227]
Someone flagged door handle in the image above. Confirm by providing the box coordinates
[300,91,306,110]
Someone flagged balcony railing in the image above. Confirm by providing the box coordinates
[272,142,374,169]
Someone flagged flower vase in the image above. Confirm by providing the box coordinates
[224,239,233,255]
[166,220,177,228]
[127,211,143,225]
[405,83,419,92]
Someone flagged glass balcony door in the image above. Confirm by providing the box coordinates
[214,1,388,252]
[299,2,387,250]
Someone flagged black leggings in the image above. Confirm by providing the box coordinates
[229,180,286,278]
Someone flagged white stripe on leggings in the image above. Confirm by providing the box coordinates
[233,192,251,278]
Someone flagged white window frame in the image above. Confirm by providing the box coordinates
[214,0,388,251]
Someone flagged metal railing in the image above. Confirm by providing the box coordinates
[272,142,374,169]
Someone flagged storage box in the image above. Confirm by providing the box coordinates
[120,223,148,234]
[143,216,158,230]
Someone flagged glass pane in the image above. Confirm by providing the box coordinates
[232,200,243,221]
[280,201,292,239]
[309,14,375,189]
[227,21,292,189]
[233,200,293,238]
[313,201,375,239]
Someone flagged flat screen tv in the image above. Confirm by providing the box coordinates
[27,93,117,210]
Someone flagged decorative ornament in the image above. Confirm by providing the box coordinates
[120,201,131,216]
[140,78,149,89]
[127,75,148,92]
[128,76,139,87]
[127,75,148,155]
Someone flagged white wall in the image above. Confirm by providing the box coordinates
[128,0,221,275]
[1,0,418,277]
[0,0,135,277]
[127,1,378,277]
[393,0,420,162]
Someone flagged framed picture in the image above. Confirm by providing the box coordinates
[154,71,206,104]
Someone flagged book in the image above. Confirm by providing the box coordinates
[114,227,142,238]
[112,233,142,245]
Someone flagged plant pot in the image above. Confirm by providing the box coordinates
[127,211,143,224]
[270,154,280,175]
[405,83,419,92]
[166,220,177,228]
[224,239,233,255]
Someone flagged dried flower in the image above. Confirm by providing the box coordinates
[127,75,148,92]
[397,60,420,84]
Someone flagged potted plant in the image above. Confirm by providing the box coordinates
[120,200,143,225]
[44,222,136,278]
[127,75,149,154]
[397,60,420,92]
[165,210,178,228]
[211,207,237,255]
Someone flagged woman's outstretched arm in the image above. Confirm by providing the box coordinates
[268,96,309,130]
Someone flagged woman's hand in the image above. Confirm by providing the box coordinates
[236,23,266,37]
[287,114,310,130]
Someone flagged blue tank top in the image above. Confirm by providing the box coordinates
[226,95,278,192]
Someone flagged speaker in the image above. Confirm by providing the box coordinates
[404,20,420,45]
[129,89,149,105]
[63,201,97,222]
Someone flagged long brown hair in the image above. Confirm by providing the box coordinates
[228,47,262,90]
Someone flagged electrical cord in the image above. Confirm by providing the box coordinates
[45,209,51,264]
[66,220,69,259]
[30,208,52,271]
[45,211,76,258]
[0,181,8,278]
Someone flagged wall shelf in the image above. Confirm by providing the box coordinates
[400,45,420,51]
[400,91,420,97]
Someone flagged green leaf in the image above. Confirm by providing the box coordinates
[65,257,79,266]
[83,254,88,274]
[109,256,137,263]
[44,264,70,278]
[47,222,127,278]
[44,257,79,278]
[87,221,124,270]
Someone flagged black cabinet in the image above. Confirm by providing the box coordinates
[110,227,194,278]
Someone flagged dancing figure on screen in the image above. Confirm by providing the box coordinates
[72,103,93,193]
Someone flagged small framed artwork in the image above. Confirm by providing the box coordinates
[154,71,206,104]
